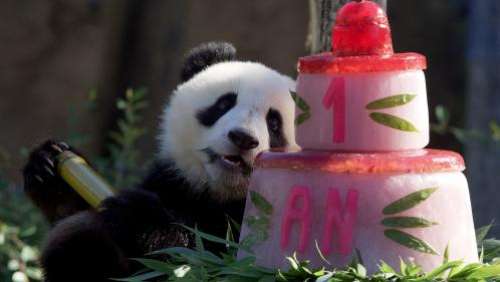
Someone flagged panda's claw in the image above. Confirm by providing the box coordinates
[24,140,73,187]
[50,144,63,153]
[58,142,70,151]
[34,174,44,184]
[43,156,54,168]
[43,165,55,177]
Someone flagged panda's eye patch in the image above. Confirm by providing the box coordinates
[267,110,281,132]
[266,108,287,148]
[196,92,237,126]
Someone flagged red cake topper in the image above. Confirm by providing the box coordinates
[299,0,426,74]
[332,0,393,57]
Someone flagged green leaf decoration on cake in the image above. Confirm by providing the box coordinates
[245,215,270,230]
[250,191,273,215]
[384,229,438,255]
[295,112,311,126]
[370,112,419,132]
[366,94,417,110]
[383,188,438,215]
[291,91,310,111]
[243,191,273,249]
[381,217,438,228]
[291,91,311,125]
[381,188,439,255]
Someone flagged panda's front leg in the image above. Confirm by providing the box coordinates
[40,211,129,282]
[98,189,194,254]
[41,189,193,281]
[23,140,91,223]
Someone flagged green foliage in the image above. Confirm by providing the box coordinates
[0,152,47,282]
[0,223,43,282]
[0,88,149,281]
[94,88,149,189]
[121,225,500,282]
[66,89,98,147]
[431,105,500,145]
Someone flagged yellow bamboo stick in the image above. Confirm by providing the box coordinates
[57,151,115,208]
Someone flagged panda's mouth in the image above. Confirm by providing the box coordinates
[201,148,252,175]
[220,155,247,168]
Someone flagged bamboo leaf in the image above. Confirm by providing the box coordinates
[423,260,463,279]
[476,223,493,246]
[435,105,450,125]
[370,112,419,132]
[378,261,396,274]
[295,112,311,125]
[151,247,223,265]
[384,229,438,255]
[111,271,164,281]
[178,225,253,253]
[189,225,204,252]
[443,244,450,264]
[381,217,438,228]
[291,91,310,111]
[314,240,331,265]
[466,264,500,280]
[250,191,273,215]
[132,258,172,273]
[383,188,438,215]
[366,94,417,110]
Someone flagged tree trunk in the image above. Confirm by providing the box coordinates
[465,1,500,236]
[307,0,386,54]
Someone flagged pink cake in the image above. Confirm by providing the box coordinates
[238,0,477,272]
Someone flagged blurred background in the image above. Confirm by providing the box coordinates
[0,0,499,280]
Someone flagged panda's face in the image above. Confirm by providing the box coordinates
[160,61,298,201]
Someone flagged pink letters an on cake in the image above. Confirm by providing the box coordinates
[280,186,312,252]
[320,188,358,255]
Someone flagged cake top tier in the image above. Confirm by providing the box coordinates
[299,0,427,74]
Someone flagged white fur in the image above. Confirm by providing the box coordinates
[158,61,299,200]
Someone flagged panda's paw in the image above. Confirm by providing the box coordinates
[23,140,72,189]
[23,140,92,223]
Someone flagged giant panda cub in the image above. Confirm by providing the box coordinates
[23,42,298,282]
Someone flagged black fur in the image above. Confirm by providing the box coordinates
[40,211,127,282]
[196,92,237,126]
[25,147,245,281]
[266,108,287,148]
[181,42,236,82]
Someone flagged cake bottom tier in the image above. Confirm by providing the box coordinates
[238,168,478,272]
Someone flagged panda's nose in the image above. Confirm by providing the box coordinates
[228,129,259,150]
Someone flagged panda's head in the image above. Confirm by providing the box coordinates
[159,42,299,201]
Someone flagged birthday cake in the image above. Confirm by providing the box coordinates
[238,0,478,272]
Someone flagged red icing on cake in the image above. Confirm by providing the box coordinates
[298,53,427,74]
[298,0,426,74]
[255,149,465,174]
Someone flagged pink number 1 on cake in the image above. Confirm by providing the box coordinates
[323,77,346,143]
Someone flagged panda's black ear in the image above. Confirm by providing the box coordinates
[181,42,237,82]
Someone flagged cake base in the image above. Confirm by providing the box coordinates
[238,149,477,272]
